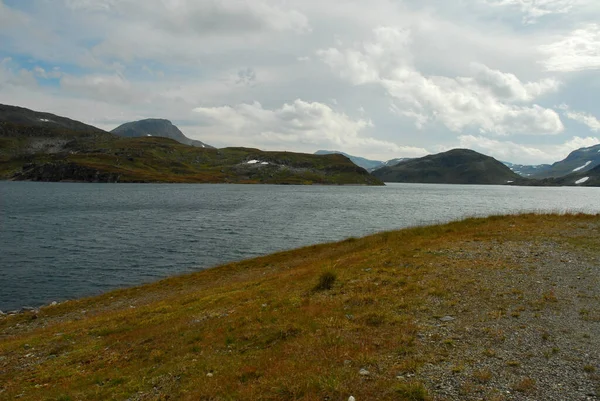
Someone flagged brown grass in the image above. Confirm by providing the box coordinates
[0,213,598,400]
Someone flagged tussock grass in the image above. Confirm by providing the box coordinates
[0,213,599,400]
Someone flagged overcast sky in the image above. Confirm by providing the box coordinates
[1,0,599,163]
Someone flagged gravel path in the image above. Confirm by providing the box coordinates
[418,223,600,400]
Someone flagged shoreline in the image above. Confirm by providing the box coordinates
[2,213,599,400]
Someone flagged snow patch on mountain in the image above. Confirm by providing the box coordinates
[573,161,592,172]
[575,177,590,184]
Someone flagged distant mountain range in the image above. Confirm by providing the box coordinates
[2,103,599,187]
[503,144,600,179]
[371,149,521,185]
[112,119,213,149]
[0,104,382,185]
[314,150,410,171]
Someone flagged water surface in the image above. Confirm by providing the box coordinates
[1,182,598,310]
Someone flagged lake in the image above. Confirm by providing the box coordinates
[1,182,599,311]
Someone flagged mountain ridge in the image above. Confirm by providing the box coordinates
[112,118,213,149]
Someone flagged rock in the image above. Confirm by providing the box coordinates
[50,301,58,306]
[206,372,213,377]
[439,316,455,322]
[0,310,5,316]
[22,306,36,312]
[359,368,370,376]
[349,396,356,401]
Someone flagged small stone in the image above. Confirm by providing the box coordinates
[344,360,352,366]
[345,314,354,320]
[439,316,455,322]
[50,301,58,306]
[359,368,370,376]
[206,372,213,377]
[349,396,356,401]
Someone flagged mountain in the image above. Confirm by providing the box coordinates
[0,104,106,134]
[112,119,213,148]
[0,104,383,185]
[314,150,411,172]
[502,162,552,178]
[372,148,520,184]
[513,163,600,187]
[526,144,600,179]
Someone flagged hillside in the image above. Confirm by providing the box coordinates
[1,214,599,400]
[0,104,383,185]
[514,163,600,187]
[372,148,520,184]
[112,119,213,149]
[527,144,600,179]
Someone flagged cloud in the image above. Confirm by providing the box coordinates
[319,27,564,136]
[63,0,118,12]
[458,134,600,163]
[60,73,138,103]
[0,58,38,89]
[562,108,600,131]
[482,0,577,24]
[540,24,600,71]
[193,99,428,159]
[0,0,29,30]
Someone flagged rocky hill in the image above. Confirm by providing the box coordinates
[112,118,213,148]
[0,104,383,185]
[372,148,520,184]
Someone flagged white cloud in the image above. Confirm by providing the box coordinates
[471,63,560,102]
[60,73,137,103]
[483,0,577,24]
[193,99,428,159]
[63,0,118,12]
[0,0,29,30]
[540,24,600,71]
[319,27,564,136]
[458,134,600,163]
[563,109,600,131]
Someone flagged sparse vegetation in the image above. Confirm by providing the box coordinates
[313,270,337,291]
[1,213,599,400]
[394,381,430,400]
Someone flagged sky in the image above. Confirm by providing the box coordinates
[1,0,599,164]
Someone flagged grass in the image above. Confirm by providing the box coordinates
[0,213,599,400]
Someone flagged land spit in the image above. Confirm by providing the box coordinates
[1,213,599,400]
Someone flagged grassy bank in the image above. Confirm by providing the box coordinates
[1,214,599,400]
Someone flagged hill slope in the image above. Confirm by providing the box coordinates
[372,148,520,184]
[0,104,383,185]
[112,119,213,148]
[1,214,598,400]
[0,104,106,134]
